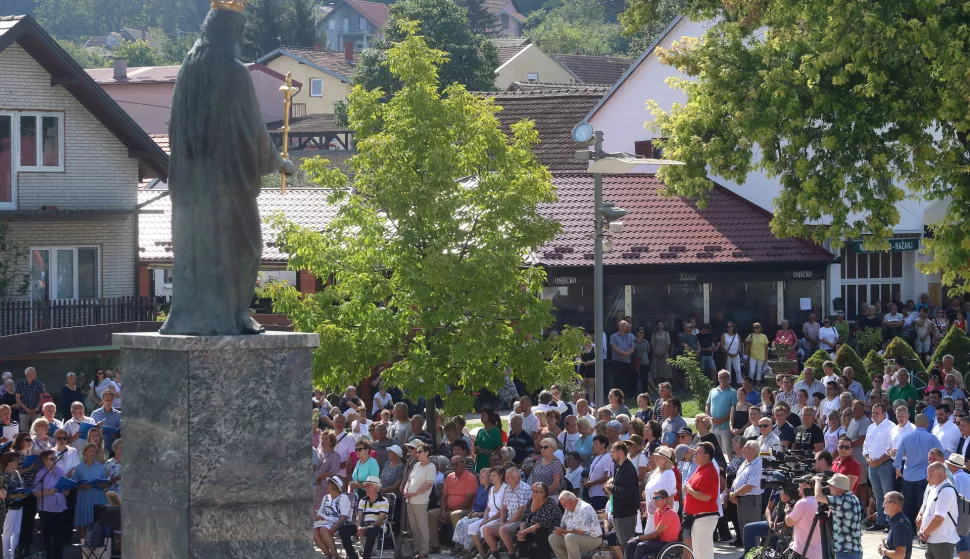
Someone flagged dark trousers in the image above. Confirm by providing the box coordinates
[626,539,669,559]
[18,494,35,553]
[743,521,770,555]
[39,511,68,559]
[339,523,383,559]
[590,496,608,511]
[519,526,553,559]
[901,479,926,531]
[717,500,740,541]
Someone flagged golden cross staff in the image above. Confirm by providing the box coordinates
[279,72,299,193]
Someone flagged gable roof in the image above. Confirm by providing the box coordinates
[584,15,683,121]
[0,15,168,180]
[138,189,341,264]
[490,36,531,66]
[536,173,833,267]
[484,0,526,22]
[485,87,610,171]
[321,0,390,29]
[257,47,354,82]
[86,63,303,87]
[551,53,635,85]
[506,81,608,92]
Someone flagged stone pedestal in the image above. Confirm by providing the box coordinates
[114,331,320,559]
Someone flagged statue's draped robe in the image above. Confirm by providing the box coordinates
[161,48,282,336]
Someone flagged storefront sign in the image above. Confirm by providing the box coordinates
[852,238,920,253]
[678,272,699,282]
[787,270,815,280]
[553,276,578,285]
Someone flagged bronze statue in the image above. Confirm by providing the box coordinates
[160,0,294,336]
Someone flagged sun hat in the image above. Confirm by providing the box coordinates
[364,476,381,486]
[327,476,344,491]
[388,445,403,457]
[828,474,851,492]
[653,446,674,462]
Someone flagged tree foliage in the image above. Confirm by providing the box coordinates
[0,224,30,304]
[57,39,108,68]
[932,326,970,375]
[625,0,970,292]
[455,0,498,36]
[884,336,925,372]
[669,353,711,408]
[863,350,886,380]
[242,0,319,61]
[525,0,624,56]
[265,26,581,414]
[798,349,833,383]
[112,39,168,66]
[835,343,870,391]
[353,0,499,95]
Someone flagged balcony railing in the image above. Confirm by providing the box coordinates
[291,103,307,119]
[0,296,157,336]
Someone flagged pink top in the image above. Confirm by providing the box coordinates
[788,496,822,559]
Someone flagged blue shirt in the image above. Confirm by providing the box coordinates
[924,405,936,430]
[706,386,738,431]
[892,427,942,482]
[609,332,635,363]
[91,407,121,451]
[746,391,762,406]
[885,512,912,559]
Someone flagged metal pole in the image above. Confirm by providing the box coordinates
[593,131,605,406]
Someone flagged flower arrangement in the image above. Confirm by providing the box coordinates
[771,339,794,358]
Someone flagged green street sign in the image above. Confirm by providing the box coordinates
[852,238,920,253]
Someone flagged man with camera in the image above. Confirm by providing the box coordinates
[917,462,960,559]
[814,473,863,559]
[784,479,822,559]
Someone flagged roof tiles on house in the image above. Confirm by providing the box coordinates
[258,47,355,82]
[536,173,833,267]
[485,88,610,171]
[551,54,635,85]
[345,0,390,28]
[138,189,341,263]
[490,36,531,65]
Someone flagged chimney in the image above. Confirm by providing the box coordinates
[343,42,354,62]
[113,57,128,80]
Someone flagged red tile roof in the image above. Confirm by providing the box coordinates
[536,173,833,267]
[552,54,634,85]
[149,134,169,155]
[490,37,531,66]
[345,0,390,28]
[262,47,355,81]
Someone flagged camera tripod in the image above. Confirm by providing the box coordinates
[796,503,835,559]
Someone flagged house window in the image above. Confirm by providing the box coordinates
[502,14,509,29]
[840,241,905,321]
[310,78,324,97]
[358,18,367,31]
[527,73,539,82]
[18,113,63,171]
[163,269,174,285]
[30,246,99,301]
[634,139,665,159]
[343,17,349,31]
[0,115,11,204]
[329,19,336,30]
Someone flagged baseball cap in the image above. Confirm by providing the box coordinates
[677,426,693,437]
[674,444,690,462]
[607,420,622,430]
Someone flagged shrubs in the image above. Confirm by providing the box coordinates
[864,350,887,380]
[856,327,884,356]
[836,344,871,391]
[797,349,834,383]
[668,353,713,408]
[932,326,970,373]
[884,337,925,372]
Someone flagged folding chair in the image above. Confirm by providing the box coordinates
[351,492,398,559]
[79,523,112,559]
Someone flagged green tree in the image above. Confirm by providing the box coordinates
[835,344,870,391]
[242,0,284,61]
[455,0,498,36]
[353,0,499,95]
[151,26,197,63]
[525,0,624,56]
[884,337,925,372]
[265,26,581,413]
[624,0,970,293]
[112,39,168,67]
[863,350,886,380]
[0,224,29,303]
[932,327,970,375]
[57,39,108,68]
[286,0,319,48]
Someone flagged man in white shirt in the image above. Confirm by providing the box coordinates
[888,405,916,456]
[558,415,582,452]
[820,362,839,386]
[756,418,782,453]
[794,368,825,403]
[818,320,839,357]
[820,382,841,420]
[863,402,897,530]
[883,303,905,339]
[574,399,596,426]
[933,403,962,455]
[536,390,568,415]
[919,462,961,558]
[519,395,539,435]
[729,441,763,538]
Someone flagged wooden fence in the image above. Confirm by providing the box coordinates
[0,297,157,336]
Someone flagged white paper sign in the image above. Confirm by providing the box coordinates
[799,298,812,311]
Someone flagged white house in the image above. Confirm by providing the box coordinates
[585,16,937,318]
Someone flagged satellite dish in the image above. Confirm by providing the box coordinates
[571,122,594,144]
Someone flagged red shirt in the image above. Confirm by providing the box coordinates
[654,507,682,542]
[672,467,682,501]
[685,462,719,515]
[832,456,861,491]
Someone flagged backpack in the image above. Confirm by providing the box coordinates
[937,483,970,537]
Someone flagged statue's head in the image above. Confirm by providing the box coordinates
[200,1,246,47]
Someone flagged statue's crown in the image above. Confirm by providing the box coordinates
[211,0,247,12]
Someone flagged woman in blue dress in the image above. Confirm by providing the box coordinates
[71,443,108,542]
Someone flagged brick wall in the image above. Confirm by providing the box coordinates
[4,219,137,299]
[0,44,139,210]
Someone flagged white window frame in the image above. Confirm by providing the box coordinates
[15,112,64,173]
[329,19,336,30]
[527,73,539,82]
[29,246,101,301]
[358,18,367,31]
[343,17,349,31]
[162,268,174,286]
[309,78,324,97]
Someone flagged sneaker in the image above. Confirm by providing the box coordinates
[866,524,887,532]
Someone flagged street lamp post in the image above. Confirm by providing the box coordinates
[572,122,683,404]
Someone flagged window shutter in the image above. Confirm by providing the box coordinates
[634,140,653,158]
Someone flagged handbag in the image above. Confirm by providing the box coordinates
[396,500,416,559]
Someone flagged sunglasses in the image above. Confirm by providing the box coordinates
[55,437,67,441]
[652,496,666,501]
[838,445,851,450]
[759,425,771,428]
[541,446,552,450]
[356,448,366,452]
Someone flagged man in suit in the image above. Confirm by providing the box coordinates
[956,415,970,465]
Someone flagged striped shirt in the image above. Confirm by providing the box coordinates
[359,495,389,525]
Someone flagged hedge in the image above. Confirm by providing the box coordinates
[931,326,970,374]
[884,337,925,372]
[836,344,871,391]
[863,350,887,380]
[797,349,834,383]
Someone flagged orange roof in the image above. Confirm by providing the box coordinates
[345,0,390,28]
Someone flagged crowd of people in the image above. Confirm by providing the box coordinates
[0,367,121,559]
[312,345,970,559]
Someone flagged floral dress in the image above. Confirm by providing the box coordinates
[313,450,340,513]
[530,458,564,493]
[104,458,122,498]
